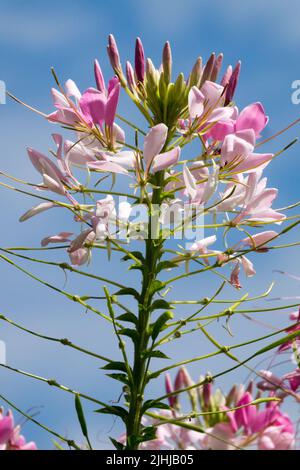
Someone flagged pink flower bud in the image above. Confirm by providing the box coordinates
[107,34,122,73]
[200,52,215,86]
[187,57,202,88]
[135,37,145,82]
[94,59,106,93]
[165,374,177,407]
[211,53,223,82]
[126,61,137,93]
[162,41,172,84]
[225,60,241,104]
[220,65,232,87]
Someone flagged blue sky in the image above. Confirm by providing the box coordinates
[0,0,300,449]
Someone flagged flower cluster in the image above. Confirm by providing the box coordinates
[0,407,37,450]
[138,367,296,451]
[17,35,287,292]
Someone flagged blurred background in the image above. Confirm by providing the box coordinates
[0,0,300,449]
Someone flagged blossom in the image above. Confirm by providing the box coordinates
[187,81,235,131]
[209,102,268,142]
[220,129,273,174]
[229,171,285,225]
[0,408,37,451]
[183,161,219,205]
[48,74,120,131]
[258,426,295,450]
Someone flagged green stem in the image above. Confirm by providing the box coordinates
[125,171,164,450]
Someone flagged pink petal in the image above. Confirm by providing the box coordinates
[233,152,273,173]
[94,59,106,93]
[65,79,81,101]
[41,232,73,247]
[183,164,198,201]
[236,102,268,136]
[88,160,129,175]
[0,412,14,445]
[79,87,107,127]
[201,80,224,108]
[151,147,180,173]
[221,133,254,167]
[27,148,65,180]
[241,256,256,277]
[144,124,168,168]
[241,231,278,249]
[106,77,120,127]
[188,86,204,119]
[19,202,56,222]
[68,229,94,253]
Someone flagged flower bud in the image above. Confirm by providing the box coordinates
[126,61,137,93]
[107,34,122,73]
[146,58,158,89]
[220,65,232,87]
[202,379,212,408]
[165,373,177,407]
[174,367,185,391]
[162,41,172,84]
[226,384,244,406]
[94,59,105,93]
[200,52,215,86]
[225,60,241,104]
[211,53,223,82]
[135,37,145,82]
[187,57,202,88]
[173,73,185,98]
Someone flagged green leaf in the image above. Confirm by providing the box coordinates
[102,361,128,373]
[146,370,161,382]
[139,426,157,443]
[144,350,170,359]
[150,299,172,312]
[142,400,170,413]
[95,406,128,423]
[106,373,129,385]
[110,437,125,450]
[115,287,140,301]
[151,311,174,340]
[118,328,138,344]
[149,280,166,297]
[116,312,138,325]
[157,260,179,273]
